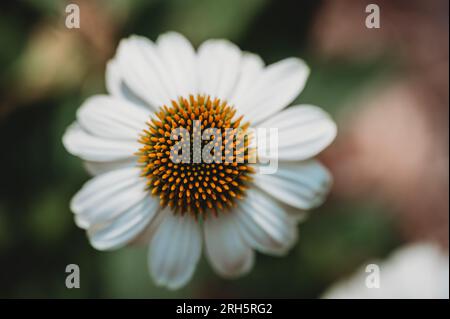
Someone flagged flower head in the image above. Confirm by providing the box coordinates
[63,32,337,289]
[137,94,254,216]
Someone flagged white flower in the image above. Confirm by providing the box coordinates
[63,31,337,290]
[323,243,450,299]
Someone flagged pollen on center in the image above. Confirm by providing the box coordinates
[137,94,255,218]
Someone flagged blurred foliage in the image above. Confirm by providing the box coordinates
[0,0,402,298]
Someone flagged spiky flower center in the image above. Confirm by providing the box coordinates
[138,95,254,218]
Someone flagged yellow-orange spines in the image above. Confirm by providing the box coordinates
[138,94,254,218]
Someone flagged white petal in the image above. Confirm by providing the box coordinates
[156,31,198,98]
[116,36,176,108]
[83,158,137,176]
[258,104,337,161]
[71,167,147,228]
[254,160,332,210]
[238,58,309,124]
[105,60,150,109]
[204,213,254,278]
[105,59,122,98]
[197,39,242,100]
[228,53,264,111]
[130,209,166,245]
[76,95,149,139]
[235,188,298,255]
[148,211,202,290]
[87,196,159,251]
[63,123,140,162]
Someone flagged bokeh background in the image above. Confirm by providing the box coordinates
[0,0,448,298]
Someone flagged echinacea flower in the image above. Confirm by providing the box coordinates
[63,31,337,290]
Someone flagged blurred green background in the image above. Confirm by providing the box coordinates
[0,0,448,298]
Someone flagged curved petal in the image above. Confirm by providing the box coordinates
[254,160,332,210]
[83,158,137,176]
[204,213,254,278]
[130,209,166,245]
[105,60,150,109]
[116,36,177,109]
[71,167,147,228]
[148,211,202,290]
[258,104,337,161]
[105,59,123,98]
[76,95,149,139]
[63,123,140,162]
[156,31,198,98]
[87,195,159,251]
[237,58,309,124]
[235,188,298,256]
[228,52,264,111]
[197,39,242,100]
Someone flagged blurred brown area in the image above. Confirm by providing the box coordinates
[315,0,449,248]
[0,0,117,119]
